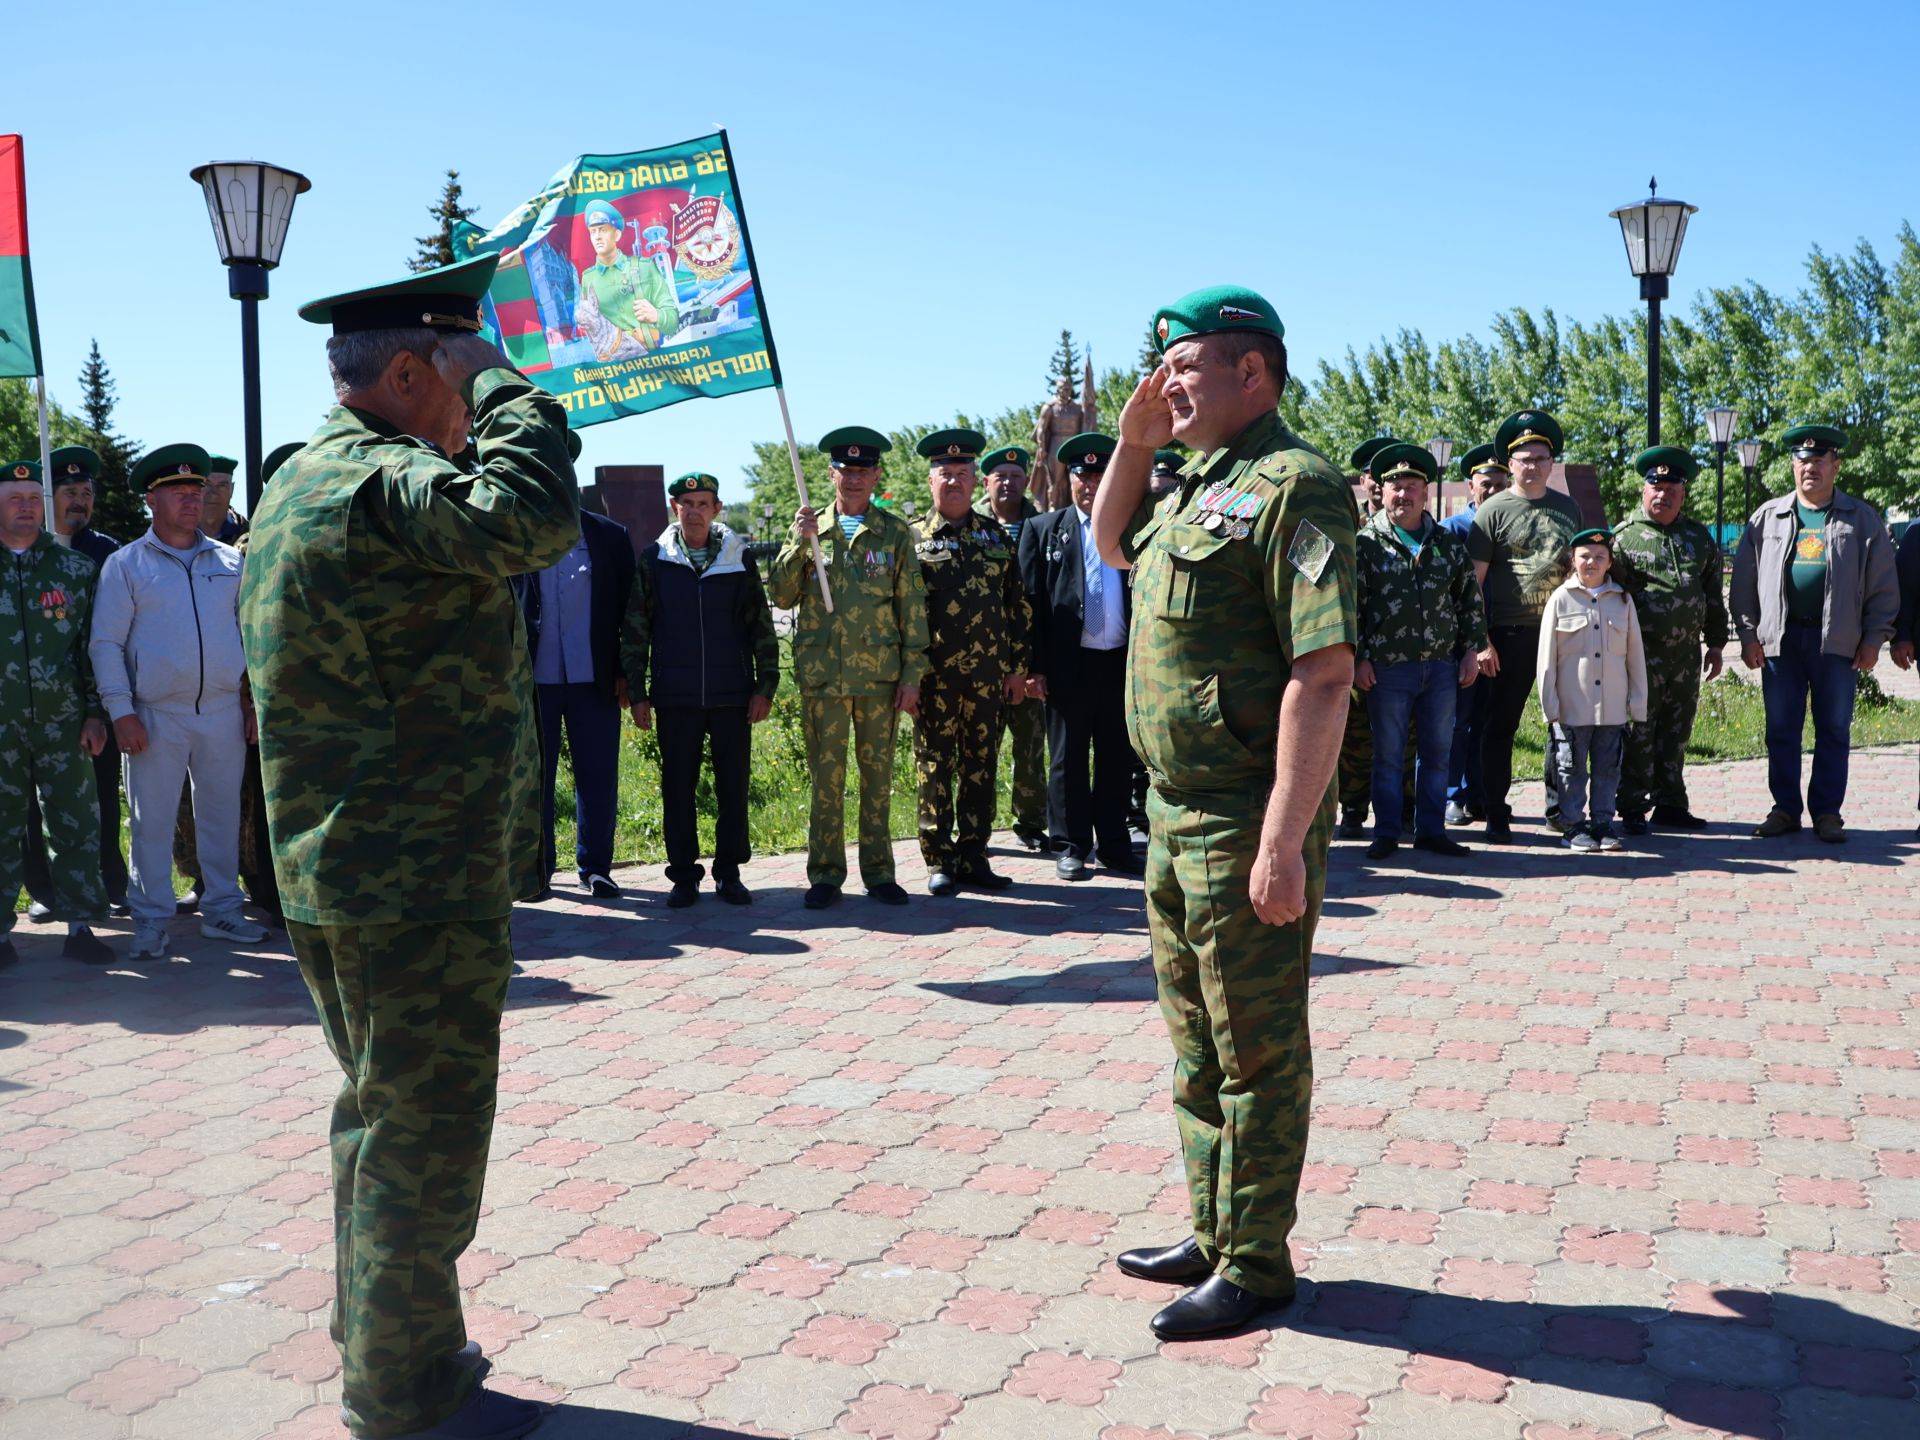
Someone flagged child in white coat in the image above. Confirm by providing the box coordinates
[1537,527,1648,850]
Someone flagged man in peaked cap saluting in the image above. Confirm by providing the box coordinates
[239,254,579,1440]
[980,445,1050,850]
[1091,285,1359,1339]
[768,426,928,909]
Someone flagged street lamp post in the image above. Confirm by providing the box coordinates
[1426,436,1455,519]
[189,161,311,515]
[1734,437,1762,536]
[1704,406,1740,551]
[1608,178,1698,446]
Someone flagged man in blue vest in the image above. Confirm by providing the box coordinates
[623,473,779,906]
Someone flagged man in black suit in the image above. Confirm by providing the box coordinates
[515,502,636,898]
[1018,432,1140,881]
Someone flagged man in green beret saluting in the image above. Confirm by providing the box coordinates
[1091,286,1359,1339]
[768,427,928,909]
[239,254,579,1440]
[980,444,1049,851]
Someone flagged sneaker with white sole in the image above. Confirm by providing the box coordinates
[201,914,269,944]
[129,924,169,960]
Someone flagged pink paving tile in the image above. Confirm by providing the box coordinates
[462,1304,541,1351]
[1465,1180,1553,1214]
[784,1314,899,1365]
[1560,1227,1654,1268]
[1033,1108,1112,1135]
[1667,1283,1772,1326]
[0,1205,54,1243]
[250,1218,335,1255]
[1348,1208,1439,1244]
[584,1277,699,1329]
[86,1293,198,1339]
[456,1249,513,1288]
[799,1141,883,1172]
[509,1135,603,1167]
[1021,1208,1116,1246]
[1088,1143,1173,1174]
[1161,1326,1272,1368]
[1576,1157,1659,1190]
[939,1287,1046,1335]
[252,1328,341,1383]
[1380,1138,1462,1169]
[1245,1385,1370,1439]
[1489,1118,1567,1146]
[98,1236,202,1276]
[836,1383,964,1440]
[1438,1258,1535,1301]
[916,1124,1000,1154]
[1788,1251,1887,1293]
[965,1164,1053,1196]
[740,1254,843,1299]
[699,1203,794,1240]
[1401,1352,1510,1402]
[1675,1136,1758,1166]
[256,1268,337,1313]
[1672,1201,1767,1237]
[532,1177,628,1212]
[618,1344,740,1400]
[1778,1175,1868,1208]
[1099,1428,1210,1440]
[882,1233,983,1273]
[67,1355,200,1415]
[247,1170,333,1206]
[1300,1163,1356,1195]
[555,1225,658,1265]
[840,1184,930,1219]
[1004,1351,1122,1405]
[667,1158,759,1191]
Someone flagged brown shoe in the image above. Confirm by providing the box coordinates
[1812,813,1846,844]
[1752,809,1801,838]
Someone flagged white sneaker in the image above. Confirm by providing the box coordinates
[201,914,268,944]
[129,924,169,960]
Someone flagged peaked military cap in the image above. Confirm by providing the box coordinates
[916,428,986,463]
[1055,432,1116,472]
[1782,422,1846,456]
[1495,409,1564,459]
[261,442,302,487]
[1457,442,1508,480]
[1372,442,1438,485]
[818,426,891,467]
[1569,526,1613,548]
[581,199,625,230]
[131,443,211,492]
[48,445,101,484]
[298,253,500,336]
[1349,436,1398,474]
[670,472,720,498]
[2,459,41,485]
[1152,449,1186,476]
[980,445,1031,473]
[1634,445,1698,483]
[207,453,239,476]
[1152,285,1284,354]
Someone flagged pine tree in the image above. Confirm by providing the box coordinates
[1046,329,1079,393]
[76,339,144,537]
[409,170,477,273]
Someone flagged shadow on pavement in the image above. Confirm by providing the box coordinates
[535,1407,765,1438]
[921,958,1156,1006]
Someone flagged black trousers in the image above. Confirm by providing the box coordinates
[656,705,751,885]
[23,743,126,906]
[1479,623,1560,820]
[538,682,621,878]
[1046,646,1133,862]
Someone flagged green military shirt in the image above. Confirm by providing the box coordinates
[1121,410,1358,794]
[580,254,679,343]
[1467,486,1584,629]
[1610,509,1729,648]
[767,503,929,697]
[238,367,580,926]
[2,533,103,733]
[912,508,1031,684]
[1354,510,1486,667]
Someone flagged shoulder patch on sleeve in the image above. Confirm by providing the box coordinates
[1288,519,1334,585]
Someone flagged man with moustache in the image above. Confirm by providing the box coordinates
[980,444,1049,851]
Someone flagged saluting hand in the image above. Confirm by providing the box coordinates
[431,335,512,392]
[1117,364,1176,450]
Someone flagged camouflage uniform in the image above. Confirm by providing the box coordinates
[911,508,1030,873]
[767,505,928,888]
[994,498,1048,844]
[1122,412,1358,1298]
[1611,509,1727,818]
[239,368,577,1439]
[2,535,108,934]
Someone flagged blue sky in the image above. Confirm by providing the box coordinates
[12,0,1918,511]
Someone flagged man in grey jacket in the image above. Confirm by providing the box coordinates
[90,445,268,957]
[1729,423,1899,843]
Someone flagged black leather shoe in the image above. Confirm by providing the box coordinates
[1619,813,1650,835]
[62,927,114,965]
[927,869,958,897]
[1413,835,1470,857]
[1484,812,1514,845]
[385,1383,543,1440]
[1098,851,1144,875]
[666,882,699,909]
[1056,853,1088,881]
[1364,838,1398,860]
[1335,810,1367,839]
[956,858,1012,891]
[803,883,841,910]
[1116,1235,1214,1285]
[715,878,752,906]
[866,881,909,905]
[1651,805,1707,830]
[1149,1274,1293,1340]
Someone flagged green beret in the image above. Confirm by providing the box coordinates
[1349,436,1398,474]
[2,459,42,485]
[1055,432,1116,472]
[818,426,891,467]
[1371,442,1438,485]
[299,253,499,337]
[1495,409,1563,459]
[916,428,986,463]
[130,443,211,492]
[1634,445,1698,483]
[48,446,101,484]
[206,454,239,476]
[262,442,302,487]
[1782,422,1846,455]
[669,472,720,498]
[581,199,624,230]
[1152,285,1284,354]
[980,446,1031,473]
[1569,526,1613,548]
[1457,442,1507,480]
[1152,449,1186,475]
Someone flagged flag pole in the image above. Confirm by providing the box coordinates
[34,374,64,546]
[774,386,833,612]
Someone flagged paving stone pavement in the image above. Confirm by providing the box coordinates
[2,746,1918,1440]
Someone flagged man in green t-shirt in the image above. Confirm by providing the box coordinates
[1465,411,1584,843]
[576,199,679,363]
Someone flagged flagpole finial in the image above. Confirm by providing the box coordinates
[1649,175,1658,197]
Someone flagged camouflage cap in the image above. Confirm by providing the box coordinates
[207,453,239,477]
[1634,445,1698,483]
[916,428,986,463]
[1371,441,1438,485]
[980,446,1031,473]
[1496,410,1564,459]
[819,426,891,468]
[48,445,102,485]
[1,459,42,487]
[130,443,211,492]
[1055,432,1116,473]
[1457,442,1508,479]
[298,253,500,336]
[1349,436,1398,475]
[1153,285,1284,354]
[262,442,302,487]
[669,472,720,498]
[1782,422,1846,456]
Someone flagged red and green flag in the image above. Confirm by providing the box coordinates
[0,135,42,380]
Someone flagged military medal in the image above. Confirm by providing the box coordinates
[1200,511,1225,532]
[1230,521,1251,540]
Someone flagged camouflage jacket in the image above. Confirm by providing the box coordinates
[1,532,102,737]
[1121,411,1358,795]
[1610,510,1729,648]
[1355,511,1486,666]
[913,507,1031,685]
[238,367,580,926]
[768,503,929,696]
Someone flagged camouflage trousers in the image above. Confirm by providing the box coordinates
[1619,637,1703,817]
[0,724,107,935]
[1144,780,1327,1297]
[999,696,1047,842]
[915,678,1002,870]
[290,915,511,1440]
[801,692,900,888]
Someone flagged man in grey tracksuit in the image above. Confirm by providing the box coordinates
[90,445,268,959]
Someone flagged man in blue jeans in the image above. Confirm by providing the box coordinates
[1730,423,1898,844]
[1353,444,1486,861]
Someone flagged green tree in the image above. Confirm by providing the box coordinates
[1045,329,1079,394]
[409,170,477,273]
[75,339,145,537]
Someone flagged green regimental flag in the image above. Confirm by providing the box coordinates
[452,130,781,429]
[0,135,43,379]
